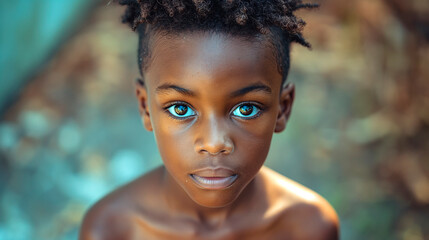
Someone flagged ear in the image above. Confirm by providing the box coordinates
[274,83,295,133]
[135,78,153,131]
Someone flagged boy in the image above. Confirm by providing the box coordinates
[80,0,339,239]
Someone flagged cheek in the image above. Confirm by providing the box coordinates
[151,115,194,169]
[236,129,272,171]
[236,108,277,143]
[234,112,277,172]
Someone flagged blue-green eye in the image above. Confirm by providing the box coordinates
[232,104,261,118]
[166,104,196,118]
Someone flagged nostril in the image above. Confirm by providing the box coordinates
[212,149,226,155]
[197,147,230,155]
[194,128,234,155]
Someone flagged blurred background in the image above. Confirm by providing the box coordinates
[0,0,428,239]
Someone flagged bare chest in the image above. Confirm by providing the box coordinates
[123,213,291,240]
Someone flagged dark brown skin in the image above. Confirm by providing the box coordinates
[79,32,339,240]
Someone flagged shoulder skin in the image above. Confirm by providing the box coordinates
[78,168,164,240]
[259,166,340,240]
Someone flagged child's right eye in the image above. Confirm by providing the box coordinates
[166,104,196,118]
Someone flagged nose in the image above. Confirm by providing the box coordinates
[194,114,234,155]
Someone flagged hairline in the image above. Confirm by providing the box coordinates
[138,25,291,86]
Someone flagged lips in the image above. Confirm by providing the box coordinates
[190,167,238,190]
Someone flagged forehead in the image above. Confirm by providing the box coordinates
[144,32,281,89]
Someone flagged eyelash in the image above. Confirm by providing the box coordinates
[163,101,265,120]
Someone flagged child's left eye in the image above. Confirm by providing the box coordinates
[166,104,196,118]
[231,104,261,119]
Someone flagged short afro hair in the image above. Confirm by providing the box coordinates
[119,0,317,82]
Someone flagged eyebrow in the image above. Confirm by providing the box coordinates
[155,84,196,96]
[229,84,272,98]
[155,83,272,97]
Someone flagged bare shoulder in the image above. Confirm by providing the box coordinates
[259,166,340,240]
[79,167,164,240]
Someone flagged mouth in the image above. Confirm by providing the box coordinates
[189,167,238,190]
[190,174,238,190]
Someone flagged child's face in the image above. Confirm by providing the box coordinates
[137,32,293,208]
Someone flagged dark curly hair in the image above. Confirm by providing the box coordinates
[119,0,317,83]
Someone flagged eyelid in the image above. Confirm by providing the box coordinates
[231,101,265,111]
[163,101,191,109]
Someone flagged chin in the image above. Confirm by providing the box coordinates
[188,189,241,208]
